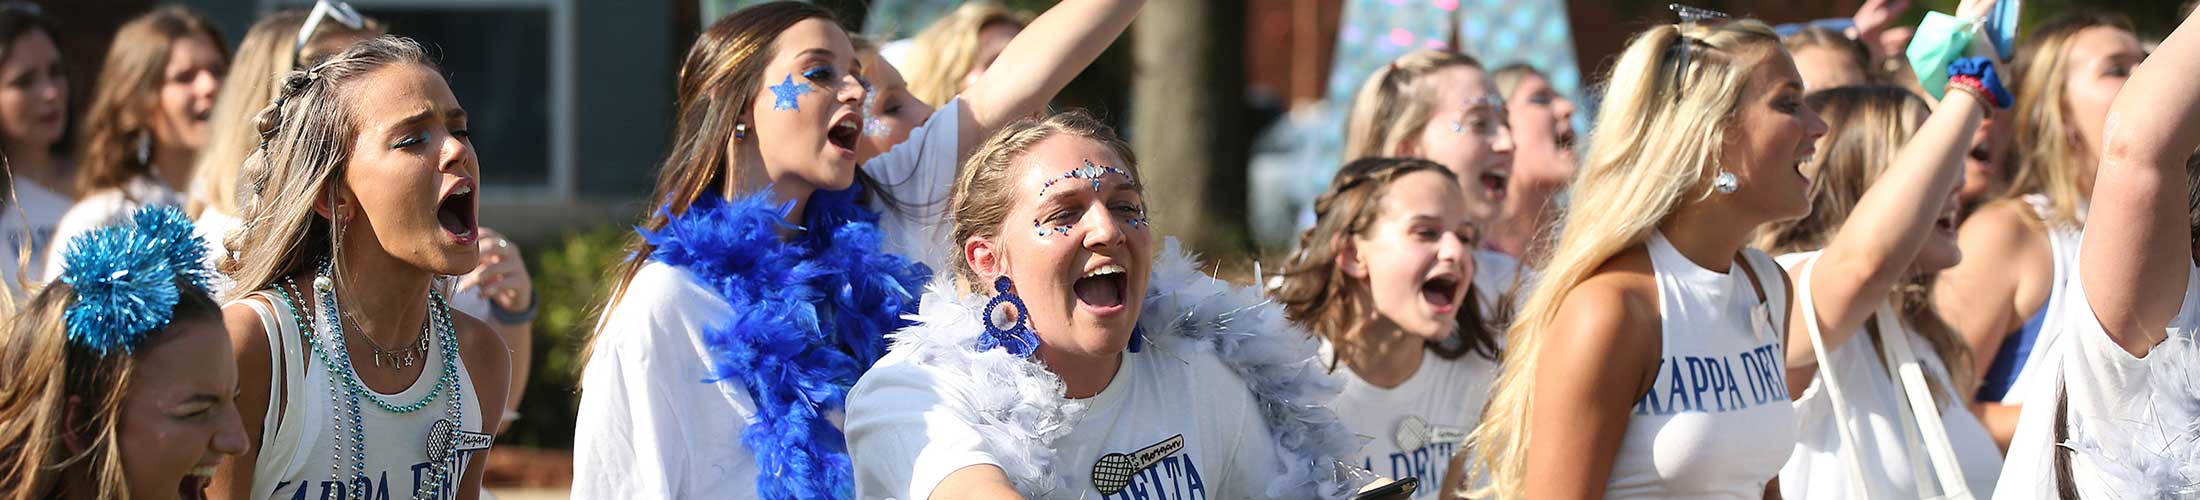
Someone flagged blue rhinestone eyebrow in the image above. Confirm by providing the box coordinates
[1038,159,1135,198]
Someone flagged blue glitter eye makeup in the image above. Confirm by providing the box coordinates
[802,66,835,82]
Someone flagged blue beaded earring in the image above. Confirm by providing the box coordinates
[978,276,1041,357]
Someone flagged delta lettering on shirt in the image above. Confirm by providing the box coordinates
[1633,343,1787,416]
[1099,448,1208,500]
[270,452,477,500]
[1359,441,1458,499]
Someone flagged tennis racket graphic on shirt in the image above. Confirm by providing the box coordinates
[425,418,496,464]
[1393,416,1466,452]
[1091,434,1187,495]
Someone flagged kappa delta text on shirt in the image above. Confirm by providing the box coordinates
[1634,342,1787,416]
[268,451,477,500]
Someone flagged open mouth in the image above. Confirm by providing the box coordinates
[1479,168,1510,202]
[1420,274,1463,312]
[179,466,214,500]
[1074,263,1130,314]
[1554,127,1577,151]
[1934,207,1959,235]
[437,180,478,245]
[1966,144,1994,172]
[827,115,860,153]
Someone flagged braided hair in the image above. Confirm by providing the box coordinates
[219,35,434,301]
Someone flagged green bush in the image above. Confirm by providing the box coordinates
[498,224,631,448]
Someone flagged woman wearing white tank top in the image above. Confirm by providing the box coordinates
[1464,14,1832,499]
[205,37,511,500]
[1755,79,2001,498]
[1933,12,2145,449]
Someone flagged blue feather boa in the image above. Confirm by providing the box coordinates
[640,186,931,500]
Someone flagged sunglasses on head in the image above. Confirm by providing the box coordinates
[295,0,366,62]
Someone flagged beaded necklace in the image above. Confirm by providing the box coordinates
[272,258,464,500]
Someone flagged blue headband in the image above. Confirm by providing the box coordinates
[58,206,213,356]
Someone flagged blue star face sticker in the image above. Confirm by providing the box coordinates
[769,74,812,111]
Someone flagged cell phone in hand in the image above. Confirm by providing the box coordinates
[1352,477,1420,500]
[1983,0,2022,60]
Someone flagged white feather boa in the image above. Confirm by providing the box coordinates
[2062,335,2200,498]
[883,238,1370,498]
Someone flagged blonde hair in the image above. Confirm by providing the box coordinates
[189,9,383,219]
[1343,50,1484,161]
[74,6,226,195]
[1466,20,1783,498]
[1276,157,1497,361]
[0,278,221,500]
[945,110,1137,294]
[1489,64,1544,101]
[902,2,1032,107]
[220,36,434,301]
[1758,85,1971,396]
[1781,26,1872,84]
[2001,13,2135,226]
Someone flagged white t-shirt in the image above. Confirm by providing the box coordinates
[570,262,773,498]
[193,207,243,297]
[40,176,183,282]
[1775,252,2002,500]
[848,348,1289,500]
[863,98,962,273]
[1472,249,1522,320]
[1992,262,2200,499]
[1,178,70,293]
[1324,345,1499,499]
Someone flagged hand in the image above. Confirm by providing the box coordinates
[1852,0,1913,40]
[457,228,533,315]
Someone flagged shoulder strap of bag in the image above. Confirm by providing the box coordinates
[1794,256,1881,498]
[1876,308,1976,499]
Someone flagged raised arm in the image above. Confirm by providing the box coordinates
[2081,7,2200,356]
[954,0,1145,157]
[1788,78,1987,381]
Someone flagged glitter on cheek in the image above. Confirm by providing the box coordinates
[862,92,891,138]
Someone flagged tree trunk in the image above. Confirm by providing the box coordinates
[1131,0,1250,258]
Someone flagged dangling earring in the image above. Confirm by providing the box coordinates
[978,276,1041,357]
[734,123,750,141]
[1127,325,1145,353]
[134,133,151,166]
[1712,170,1739,194]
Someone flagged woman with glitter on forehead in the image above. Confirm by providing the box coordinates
[846,111,1371,500]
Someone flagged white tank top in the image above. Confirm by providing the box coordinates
[1986,194,2084,405]
[1605,232,1796,498]
[241,291,484,500]
[1773,251,2003,499]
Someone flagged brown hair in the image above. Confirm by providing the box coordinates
[189,8,382,219]
[902,2,1033,107]
[1344,50,1484,161]
[945,110,1137,293]
[1276,157,1498,361]
[596,3,906,354]
[2001,13,2136,226]
[1781,26,1873,84]
[1759,85,1971,394]
[0,276,220,500]
[0,3,64,208]
[74,5,226,195]
[220,36,435,301]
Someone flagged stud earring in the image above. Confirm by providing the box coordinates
[1712,170,1739,194]
[978,276,1041,357]
[734,123,750,141]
